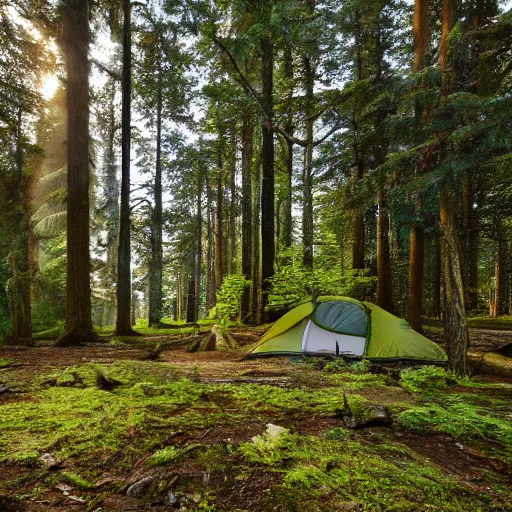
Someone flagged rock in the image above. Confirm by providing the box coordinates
[339,394,392,429]
[126,476,156,497]
[38,452,60,470]
[0,383,10,394]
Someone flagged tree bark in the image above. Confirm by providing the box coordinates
[215,143,224,291]
[407,0,430,332]
[440,188,469,374]
[283,45,294,251]
[148,82,163,327]
[194,166,202,321]
[115,0,137,335]
[227,131,237,275]
[102,78,119,327]
[495,221,510,317]
[205,173,215,313]
[432,231,442,318]
[440,0,469,375]
[302,24,315,270]
[241,105,253,321]
[252,158,262,323]
[351,8,366,271]
[57,0,96,345]
[260,37,275,317]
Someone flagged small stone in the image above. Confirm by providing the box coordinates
[455,442,464,450]
[56,483,72,493]
[38,453,59,469]
[126,476,156,497]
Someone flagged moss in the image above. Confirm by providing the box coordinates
[60,471,95,490]
[344,394,376,424]
[0,358,10,368]
[148,446,181,466]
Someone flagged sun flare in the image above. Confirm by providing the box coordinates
[41,74,59,100]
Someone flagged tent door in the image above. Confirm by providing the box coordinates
[302,320,366,356]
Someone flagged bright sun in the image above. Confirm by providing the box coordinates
[41,74,59,100]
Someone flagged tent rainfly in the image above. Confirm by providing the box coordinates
[248,296,447,363]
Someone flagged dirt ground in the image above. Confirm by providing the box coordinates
[0,326,511,511]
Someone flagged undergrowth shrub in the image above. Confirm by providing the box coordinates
[209,274,250,325]
[399,366,450,392]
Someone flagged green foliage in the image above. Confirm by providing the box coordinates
[398,394,512,448]
[0,358,10,368]
[400,366,450,393]
[209,274,250,325]
[268,265,376,311]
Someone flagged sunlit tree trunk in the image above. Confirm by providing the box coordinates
[116,0,137,335]
[494,220,510,317]
[57,0,95,345]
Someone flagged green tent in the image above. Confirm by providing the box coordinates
[248,296,447,363]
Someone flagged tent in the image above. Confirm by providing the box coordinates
[248,296,447,363]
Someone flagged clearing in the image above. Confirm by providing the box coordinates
[0,325,511,512]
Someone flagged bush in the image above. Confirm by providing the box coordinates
[399,366,449,393]
[209,274,250,325]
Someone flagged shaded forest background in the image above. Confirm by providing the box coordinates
[1,0,512,373]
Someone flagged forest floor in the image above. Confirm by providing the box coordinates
[0,324,511,512]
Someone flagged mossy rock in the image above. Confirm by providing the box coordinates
[339,394,392,428]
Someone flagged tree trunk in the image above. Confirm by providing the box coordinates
[186,265,196,323]
[432,230,442,318]
[439,0,469,375]
[102,78,119,327]
[407,224,424,331]
[376,189,393,312]
[56,0,96,345]
[215,146,224,291]
[351,8,366,271]
[194,167,202,321]
[302,39,315,270]
[241,104,253,321]
[115,0,137,335]
[406,0,430,332]
[495,222,509,317]
[177,269,183,321]
[252,158,261,324]
[205,173,215,313]
[227,131,237,275]
[440,188,468,374]
[260,37,275,317]
[148,82,163,327]
[283,45,294,251]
